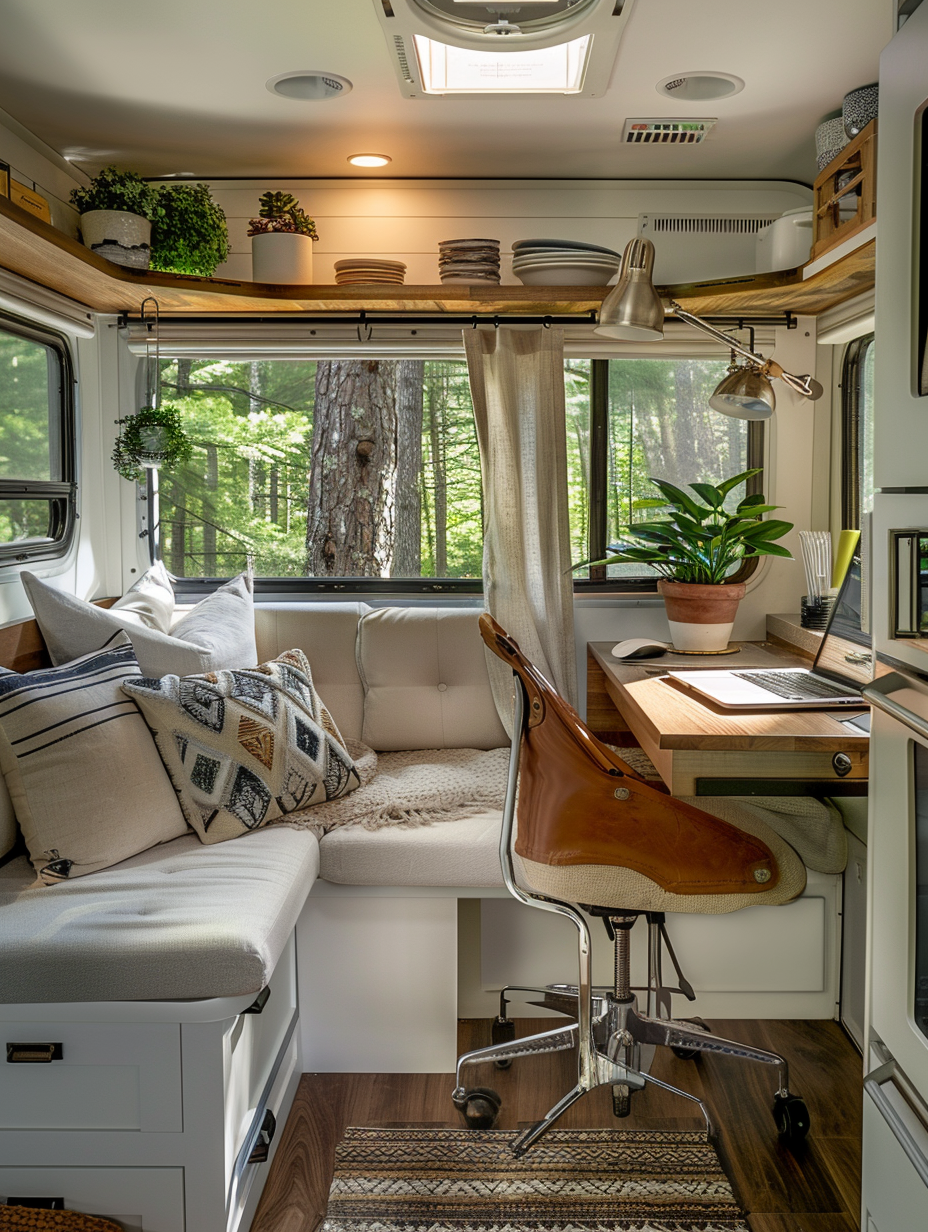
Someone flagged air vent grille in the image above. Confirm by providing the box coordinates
[393,35,415,84]
[640,215,777,237]
[623,119,717,144]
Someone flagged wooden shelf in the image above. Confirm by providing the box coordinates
[0,195,875,320]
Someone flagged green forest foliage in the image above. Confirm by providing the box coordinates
[155,355,742,580]
[0,330,57,546]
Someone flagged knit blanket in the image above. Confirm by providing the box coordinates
[281,741,510,837]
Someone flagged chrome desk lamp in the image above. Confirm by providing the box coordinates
[595,237,824,420]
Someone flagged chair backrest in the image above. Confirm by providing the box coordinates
[478,613,782,898]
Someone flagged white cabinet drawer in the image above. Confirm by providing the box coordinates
[0,1167,185,1232]
[0,1022,181,1131]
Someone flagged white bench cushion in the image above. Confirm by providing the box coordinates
[0,828,319,1003]
[319,811,505,887]
[254,603,369,741]
[358,608,509,751]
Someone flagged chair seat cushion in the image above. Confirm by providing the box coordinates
[319,810,505,887]
[0,828,319,1003]
[518,796,807,914]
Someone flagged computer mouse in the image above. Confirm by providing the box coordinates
[611,638,668,660]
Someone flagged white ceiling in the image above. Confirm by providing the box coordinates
[0,0,892,182]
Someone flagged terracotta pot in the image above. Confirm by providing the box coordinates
[657,579,746,652]
[251,231,313,284]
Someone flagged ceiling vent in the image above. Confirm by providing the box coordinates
[373,0,635,97]
[623,119,717,144]
[641,215,776,236]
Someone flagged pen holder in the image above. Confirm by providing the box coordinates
[801,595,834,630]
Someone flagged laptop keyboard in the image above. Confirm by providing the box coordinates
[733,671,862,701]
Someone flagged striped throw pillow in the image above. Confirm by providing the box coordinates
[0,634,188,884]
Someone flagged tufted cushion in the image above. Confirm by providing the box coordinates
[254,603,369,741]
[0,827,319,1002]
[358,608,509,751]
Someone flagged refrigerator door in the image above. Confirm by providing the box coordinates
[863,1062,928,1231]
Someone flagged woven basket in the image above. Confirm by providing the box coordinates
[0,1210,122,1232]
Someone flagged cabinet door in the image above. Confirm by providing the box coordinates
[841,831,867,1050]
[0,1167,185,1232]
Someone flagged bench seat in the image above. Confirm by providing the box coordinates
[0,828,319,1003]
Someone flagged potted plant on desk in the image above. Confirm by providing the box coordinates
[582,468,793,652]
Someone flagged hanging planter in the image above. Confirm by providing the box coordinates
[113,298,192,483]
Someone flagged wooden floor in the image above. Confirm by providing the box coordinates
[251,1018,862,1232]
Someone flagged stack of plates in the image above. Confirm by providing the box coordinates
[438,238,501,284]
[511,239,622,287]
[335,259,406,285]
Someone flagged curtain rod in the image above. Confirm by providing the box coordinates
[119,310,796,330]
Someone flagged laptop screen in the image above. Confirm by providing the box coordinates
[812,557,873,687]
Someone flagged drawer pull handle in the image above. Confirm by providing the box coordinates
[248,1109,277,1163]
[243,987,271,1015]
[6,1042,63,1064]
[6,1198,66,1209]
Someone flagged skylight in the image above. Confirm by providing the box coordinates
[413,33,592,94]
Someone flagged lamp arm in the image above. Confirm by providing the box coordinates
[668,301,823,401]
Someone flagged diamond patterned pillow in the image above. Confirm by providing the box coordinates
[122,649,360,844]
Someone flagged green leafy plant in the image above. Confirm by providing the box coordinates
[112,404,193,483]
[247,191,319,239]
[150,183,230,277]
[579,468,793,585]
[69,166,163,221]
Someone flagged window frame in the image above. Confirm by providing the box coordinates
[0,312,76,568]
[840,332,875,531]
[151,349,765,596]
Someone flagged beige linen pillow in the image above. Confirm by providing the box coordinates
[123,648,360,845]
[0,633,188,884]
[21,570,257,678]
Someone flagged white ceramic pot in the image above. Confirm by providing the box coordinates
[80,210,151,269]
[251,232,314,285]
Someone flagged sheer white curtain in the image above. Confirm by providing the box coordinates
[464,327,578,726]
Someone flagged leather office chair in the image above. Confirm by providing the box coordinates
[452,615,811,1154]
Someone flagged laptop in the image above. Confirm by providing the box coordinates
[664,557,872,710]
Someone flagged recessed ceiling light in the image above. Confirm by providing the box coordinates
[348,153,392,167]
[267,71,353,100]
[656,72,744,102]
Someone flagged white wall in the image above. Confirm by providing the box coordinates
[199,177,811,286]
[0,107,85,237]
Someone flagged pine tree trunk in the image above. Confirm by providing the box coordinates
[305,360,398,576]
[202,443,218,575]
[168,479,186,576]
[392,360,424,576]
[427,377,447,577]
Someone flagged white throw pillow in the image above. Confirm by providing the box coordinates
[110,559,176,631]
[0,633,188,883]
[22,570,258,679]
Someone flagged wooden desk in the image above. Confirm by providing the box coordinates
[587,640,869,797]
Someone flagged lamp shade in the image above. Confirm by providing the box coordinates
[708,365,776,421]
[594,237,665,340]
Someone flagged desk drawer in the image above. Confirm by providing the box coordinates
[0,1022,181,1132]
[0,1167,185,1232]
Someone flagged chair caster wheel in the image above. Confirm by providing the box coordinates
[453,1087,501,1130]
[612,1084,632,1118]
[492,1016,516,1069]
[773,1093,810,1145]
[672,1017,711,1060]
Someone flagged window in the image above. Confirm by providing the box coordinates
[841,333,875,530]
[156,353,759,592]
[0,315,75,565]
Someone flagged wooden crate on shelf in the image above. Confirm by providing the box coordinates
[812,118,877,262]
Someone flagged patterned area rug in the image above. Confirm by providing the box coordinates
[321,1126,749,1232]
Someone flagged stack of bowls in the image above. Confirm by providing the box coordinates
[438,239,501,284]
[815,115,849,172]
[843,83,878,139]
[334,259,406,285]
[511,239,621,286]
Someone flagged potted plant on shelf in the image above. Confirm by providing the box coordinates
[112,404,193,483]
[150,183,230,278]
[70,166,163,270]
[585,468,792,652]
[248,191,318,284]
